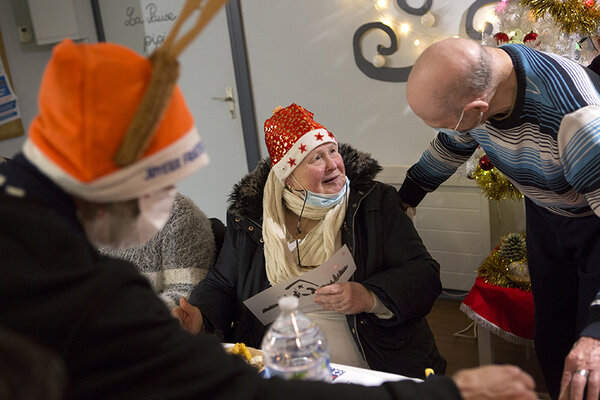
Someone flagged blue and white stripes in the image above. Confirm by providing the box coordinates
[406,44,600,217]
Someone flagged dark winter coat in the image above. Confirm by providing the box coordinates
[190,144,447,379]
[0,154,461,399]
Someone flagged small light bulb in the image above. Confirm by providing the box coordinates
[376,0,387,9]
[420,12,435,27]
[414,39,420,46]
[400,23,410,34]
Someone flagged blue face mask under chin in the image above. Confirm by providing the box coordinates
[297,176,350,208]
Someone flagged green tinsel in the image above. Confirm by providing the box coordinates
[478,234,531,291]
[472,166,523,201]
[520,0,600,35]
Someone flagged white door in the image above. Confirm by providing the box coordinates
[96,0,248,221]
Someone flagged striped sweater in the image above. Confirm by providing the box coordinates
[400,44,600,218]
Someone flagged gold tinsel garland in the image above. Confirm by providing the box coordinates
[520,0,600,35]
[472,166,524,201]
[478,244,531,292]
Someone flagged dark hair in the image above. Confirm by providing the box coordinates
[0,327,67,400]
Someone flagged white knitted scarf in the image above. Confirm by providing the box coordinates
[262,170,346,285]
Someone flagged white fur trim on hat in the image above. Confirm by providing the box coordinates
[271,128,336,184]
[23,127,209,202]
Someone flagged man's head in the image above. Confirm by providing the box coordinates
[406,38,495,133]
[22,39,208,248]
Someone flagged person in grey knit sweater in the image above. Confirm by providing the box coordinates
[100,193,216,309]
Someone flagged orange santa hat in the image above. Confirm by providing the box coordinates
[23,39,209,202]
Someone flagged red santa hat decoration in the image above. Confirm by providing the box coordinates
[264,103,337,184]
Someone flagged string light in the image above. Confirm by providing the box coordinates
[478,10,499,31]
[366,0,495,56]
[376,0,388,9]
[380,17,392,26]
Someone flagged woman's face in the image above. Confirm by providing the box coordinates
[287,143,346,194]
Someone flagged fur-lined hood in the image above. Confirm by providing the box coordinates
[228,143,382,220]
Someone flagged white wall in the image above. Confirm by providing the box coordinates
[241,0,492,167]
[0,0,98,158]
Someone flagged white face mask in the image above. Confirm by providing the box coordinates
[79,186,177,250]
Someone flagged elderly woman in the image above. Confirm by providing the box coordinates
[172,104,446,378]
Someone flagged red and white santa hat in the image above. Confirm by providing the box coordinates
[23,39,209,202]
[264,103,336,184]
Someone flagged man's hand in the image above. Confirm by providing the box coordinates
[171,297,204,334]
[559,337,600,400]
[314,282,374,314]
[452,365,537,400]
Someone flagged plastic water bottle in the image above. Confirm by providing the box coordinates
[261,296,331,382]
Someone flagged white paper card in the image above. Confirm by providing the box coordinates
[243,245,356,325]
[330,363,420,386]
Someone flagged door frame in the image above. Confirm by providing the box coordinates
[226,0,260,171]
[91,0,261,171]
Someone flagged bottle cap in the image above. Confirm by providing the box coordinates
[278,296,299,311]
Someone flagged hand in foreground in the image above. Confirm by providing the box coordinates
[171,297,204,334]
[559,336,600,400]
[452,365,537,400]
[314,282,374,314]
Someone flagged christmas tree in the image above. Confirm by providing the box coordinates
[482,0,600,65]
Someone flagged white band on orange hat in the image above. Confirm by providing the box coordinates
[24,127,208,202]
[271,128,336,184]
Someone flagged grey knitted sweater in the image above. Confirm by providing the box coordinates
[100,193,216,309]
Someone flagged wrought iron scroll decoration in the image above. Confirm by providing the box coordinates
[466,0,497,40]
[396,0,432,15]
[352,22,410,82]
[352,0,498,83]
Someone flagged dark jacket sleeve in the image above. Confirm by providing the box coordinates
[361,184,442,324]
[398,132,479,207]
[188,212,240,338]
[581,290,600,339]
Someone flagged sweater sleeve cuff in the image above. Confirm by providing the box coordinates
[398,175,428,207]
[369,293,395,319]
[580,322,600,340]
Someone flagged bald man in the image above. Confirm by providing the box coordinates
[401,38,600,400]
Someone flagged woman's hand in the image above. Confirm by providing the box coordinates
[171,297,204,334]
[314,282,374,314]
[452,365,537,400]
